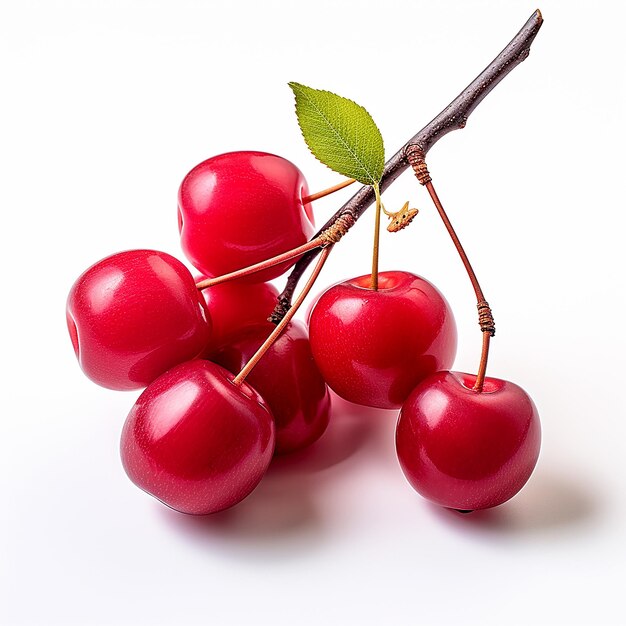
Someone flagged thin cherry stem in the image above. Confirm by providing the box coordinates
[195,237,324,290]
[475,332,491,393]
[232,245,333,386]
[419,174,494,393]
[302,178,356,204]
[424,181,485,303]
[370,183,382,291]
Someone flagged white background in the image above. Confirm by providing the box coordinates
[1,1,625,624]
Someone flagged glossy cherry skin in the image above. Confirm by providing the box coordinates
[396,371,541,510]
[66,249,211,391]
[178,151,315,282]
[197,279,279,355]
[308,271,457,409]
[213,321,331,455]
[121,360,275,515]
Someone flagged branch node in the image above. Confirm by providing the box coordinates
[477,300,496,336]
[406,146,432,185]
[319,212,356,244]
[268,297,292,324]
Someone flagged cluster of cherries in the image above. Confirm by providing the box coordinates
[66,150,541,517]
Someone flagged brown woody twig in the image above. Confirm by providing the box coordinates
[270,9,543,323]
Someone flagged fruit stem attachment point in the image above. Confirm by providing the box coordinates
[268,215,354,324]
[302,178,356,204]
[474,331,491,393]
[370,183,382,291]
[409,150,495,392]
[233,245,334,386]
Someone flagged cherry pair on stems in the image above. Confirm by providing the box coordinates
[67,150,540,516]
[308,271,539,511]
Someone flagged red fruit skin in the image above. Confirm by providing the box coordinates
[213,321,331,455]
[197,279,279,355]
[178,151,314,282]
[120,360,275,515]
[66,250,211,391]
[396,371,541,510]
[308,271,457,409]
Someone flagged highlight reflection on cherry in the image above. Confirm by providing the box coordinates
[66,249,211,390]
[396,371,541,510]
[178,151,315,282]
[308,270,457,409]
[121,360,275,515]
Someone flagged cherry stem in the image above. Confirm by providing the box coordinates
[195,238,324,290]
[370,183,382,290]
[475,331,491,393]
[232,245,334,386]
[423,181,485,303]
[302,178,356,204]
[419,172,493,393]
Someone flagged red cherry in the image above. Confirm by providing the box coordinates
[308,271,457,409]
[178,151,315,282]
[197,279,279,355]
[66,249,211,390]
[213,321,331,455]
[121,360,275,515]
[396,371,541,510]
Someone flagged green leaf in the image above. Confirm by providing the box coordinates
[289,82,384,186]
